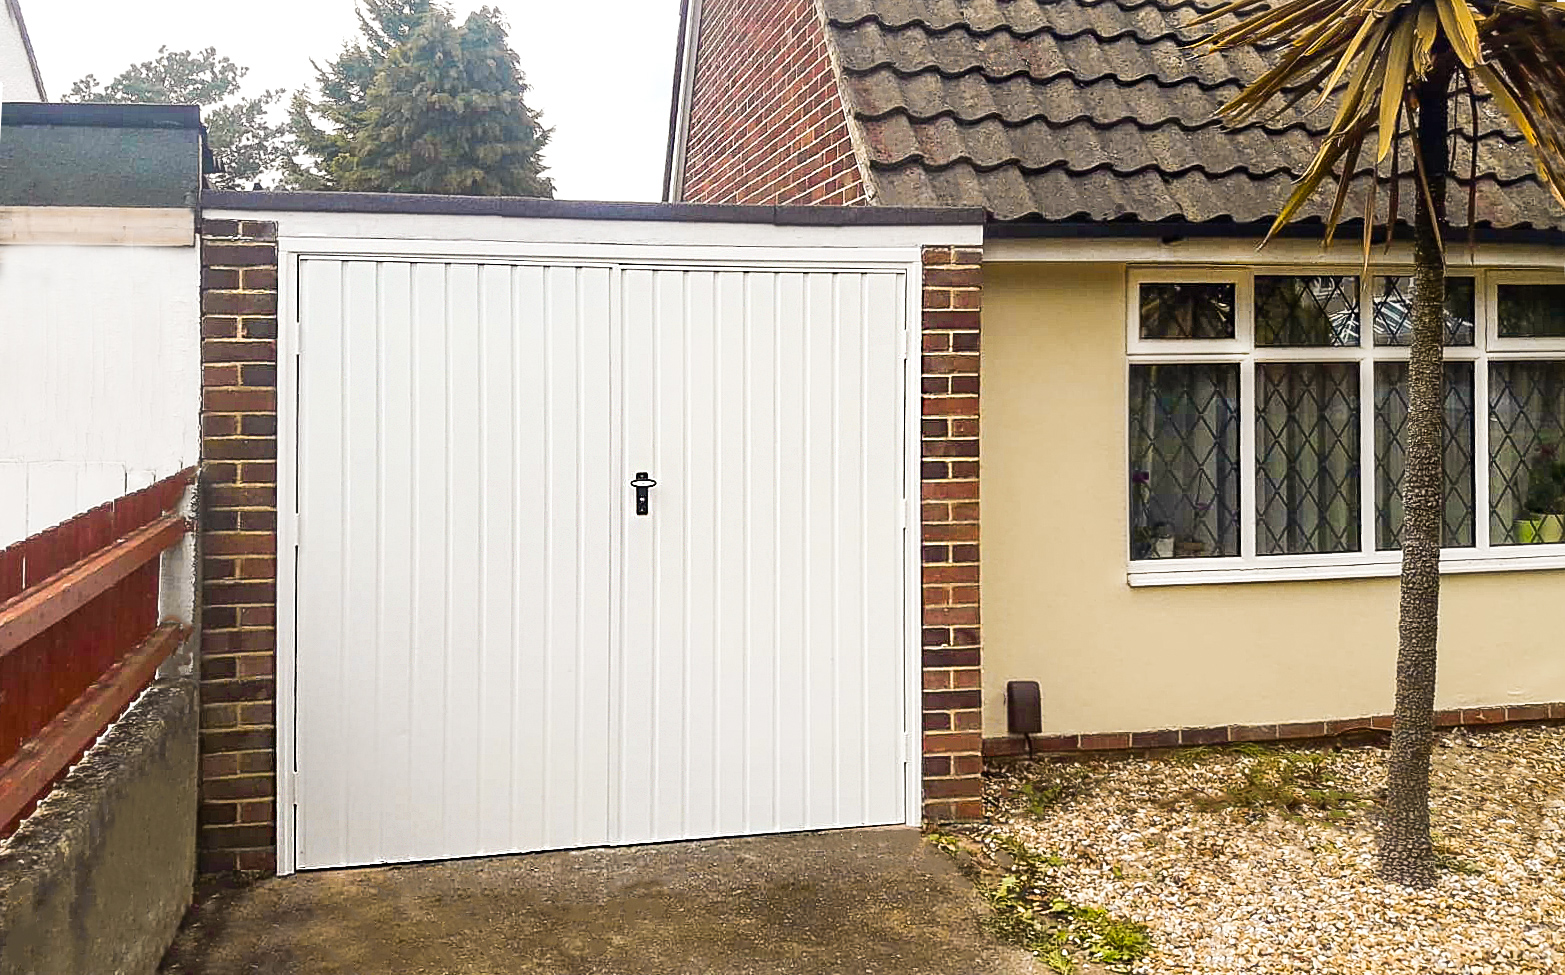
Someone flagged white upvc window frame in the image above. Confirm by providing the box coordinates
[1487,270,1565,352]
[1128,266,1253,355]
[1126,264,1565,586]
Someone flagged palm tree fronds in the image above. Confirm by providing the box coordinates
[1199,0,1565,239]
[1380,12,1419,161]
[1434,0,1484,66]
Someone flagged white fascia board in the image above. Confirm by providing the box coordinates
[985,235,1564,268]
[202,208,982,253]
[0,207,196,246]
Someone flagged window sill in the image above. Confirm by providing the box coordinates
[1127,549,1565,586]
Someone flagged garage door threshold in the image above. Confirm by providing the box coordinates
[160,827,1039,974]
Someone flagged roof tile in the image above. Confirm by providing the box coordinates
[822,0,1564,230]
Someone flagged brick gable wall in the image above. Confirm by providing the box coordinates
[679,0,868,206]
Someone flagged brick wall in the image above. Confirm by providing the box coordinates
[919,245,983,821]
[198,219,280,874]
[983,702,1565,756]
[679,0,868,205]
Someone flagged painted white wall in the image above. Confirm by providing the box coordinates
[0,1,43,103]
[0,241,200,546]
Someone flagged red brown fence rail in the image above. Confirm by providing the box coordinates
[0,468,195,838]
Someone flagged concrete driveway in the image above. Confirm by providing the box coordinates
[159,827,1040,975]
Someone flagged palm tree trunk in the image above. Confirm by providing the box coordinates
[1378,69,1452,888]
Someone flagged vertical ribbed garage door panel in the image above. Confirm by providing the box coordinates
[295,259,344,868]
[294,257,905,870]
[862,271,908,824]
[296,260,616,869]
[616,267,907,845]
[407,262,451,858]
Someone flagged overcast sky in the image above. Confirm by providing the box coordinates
[22,0,683,201]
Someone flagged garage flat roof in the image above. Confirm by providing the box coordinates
[200,190,984,226]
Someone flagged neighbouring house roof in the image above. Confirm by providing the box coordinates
[814,0,1563,233]
[3,0,46,101]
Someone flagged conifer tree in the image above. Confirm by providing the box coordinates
[284,0,433,189]
[287,1,552,197]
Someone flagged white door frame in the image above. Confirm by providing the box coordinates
[273,237,928,875]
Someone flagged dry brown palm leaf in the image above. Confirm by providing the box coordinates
[1191,0,1565,241]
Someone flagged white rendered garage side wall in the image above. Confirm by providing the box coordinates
[227,208,963,874]
[0,243,200,545]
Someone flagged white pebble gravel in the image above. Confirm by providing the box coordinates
[983,725,1565,975]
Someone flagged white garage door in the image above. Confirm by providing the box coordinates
[290,257,911,869]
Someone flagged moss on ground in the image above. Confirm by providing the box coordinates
[927,830,1149,974]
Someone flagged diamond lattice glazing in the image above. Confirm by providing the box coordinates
[1257,275,1359,347]
[1374,362,1477,549]
[1257,362,1361,554]
[1129,364,1241,559]
[1490,361,1565,544]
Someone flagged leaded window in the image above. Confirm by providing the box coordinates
[1139,282,1236,340]
[1372,276,1476,346]
[1128,364,1241,559]
[1490,361,1565,545]
[1374,363,1477,549]
[1255,275,1359,347]
[1256,362,1361,554]
[1127,268,1565,579]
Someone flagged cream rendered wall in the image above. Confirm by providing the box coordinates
[981,261,1565,738]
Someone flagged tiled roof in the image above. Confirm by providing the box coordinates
[820,0,1565,230]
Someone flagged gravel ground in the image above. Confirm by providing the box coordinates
[979,724,1565,975]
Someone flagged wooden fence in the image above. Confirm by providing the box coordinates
[0,468,194,838]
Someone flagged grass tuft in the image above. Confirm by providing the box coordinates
[1186,748,1365,820]
[980,838,1150,974]
[1016,763,1099,817]
[1432,835,1485,876]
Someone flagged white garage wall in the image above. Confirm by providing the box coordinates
[0,0,44,103]
[0,241,200,546]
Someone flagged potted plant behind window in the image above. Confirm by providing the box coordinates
[1517,443,1565,544]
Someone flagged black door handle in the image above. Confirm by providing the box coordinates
[631,472,657,515]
